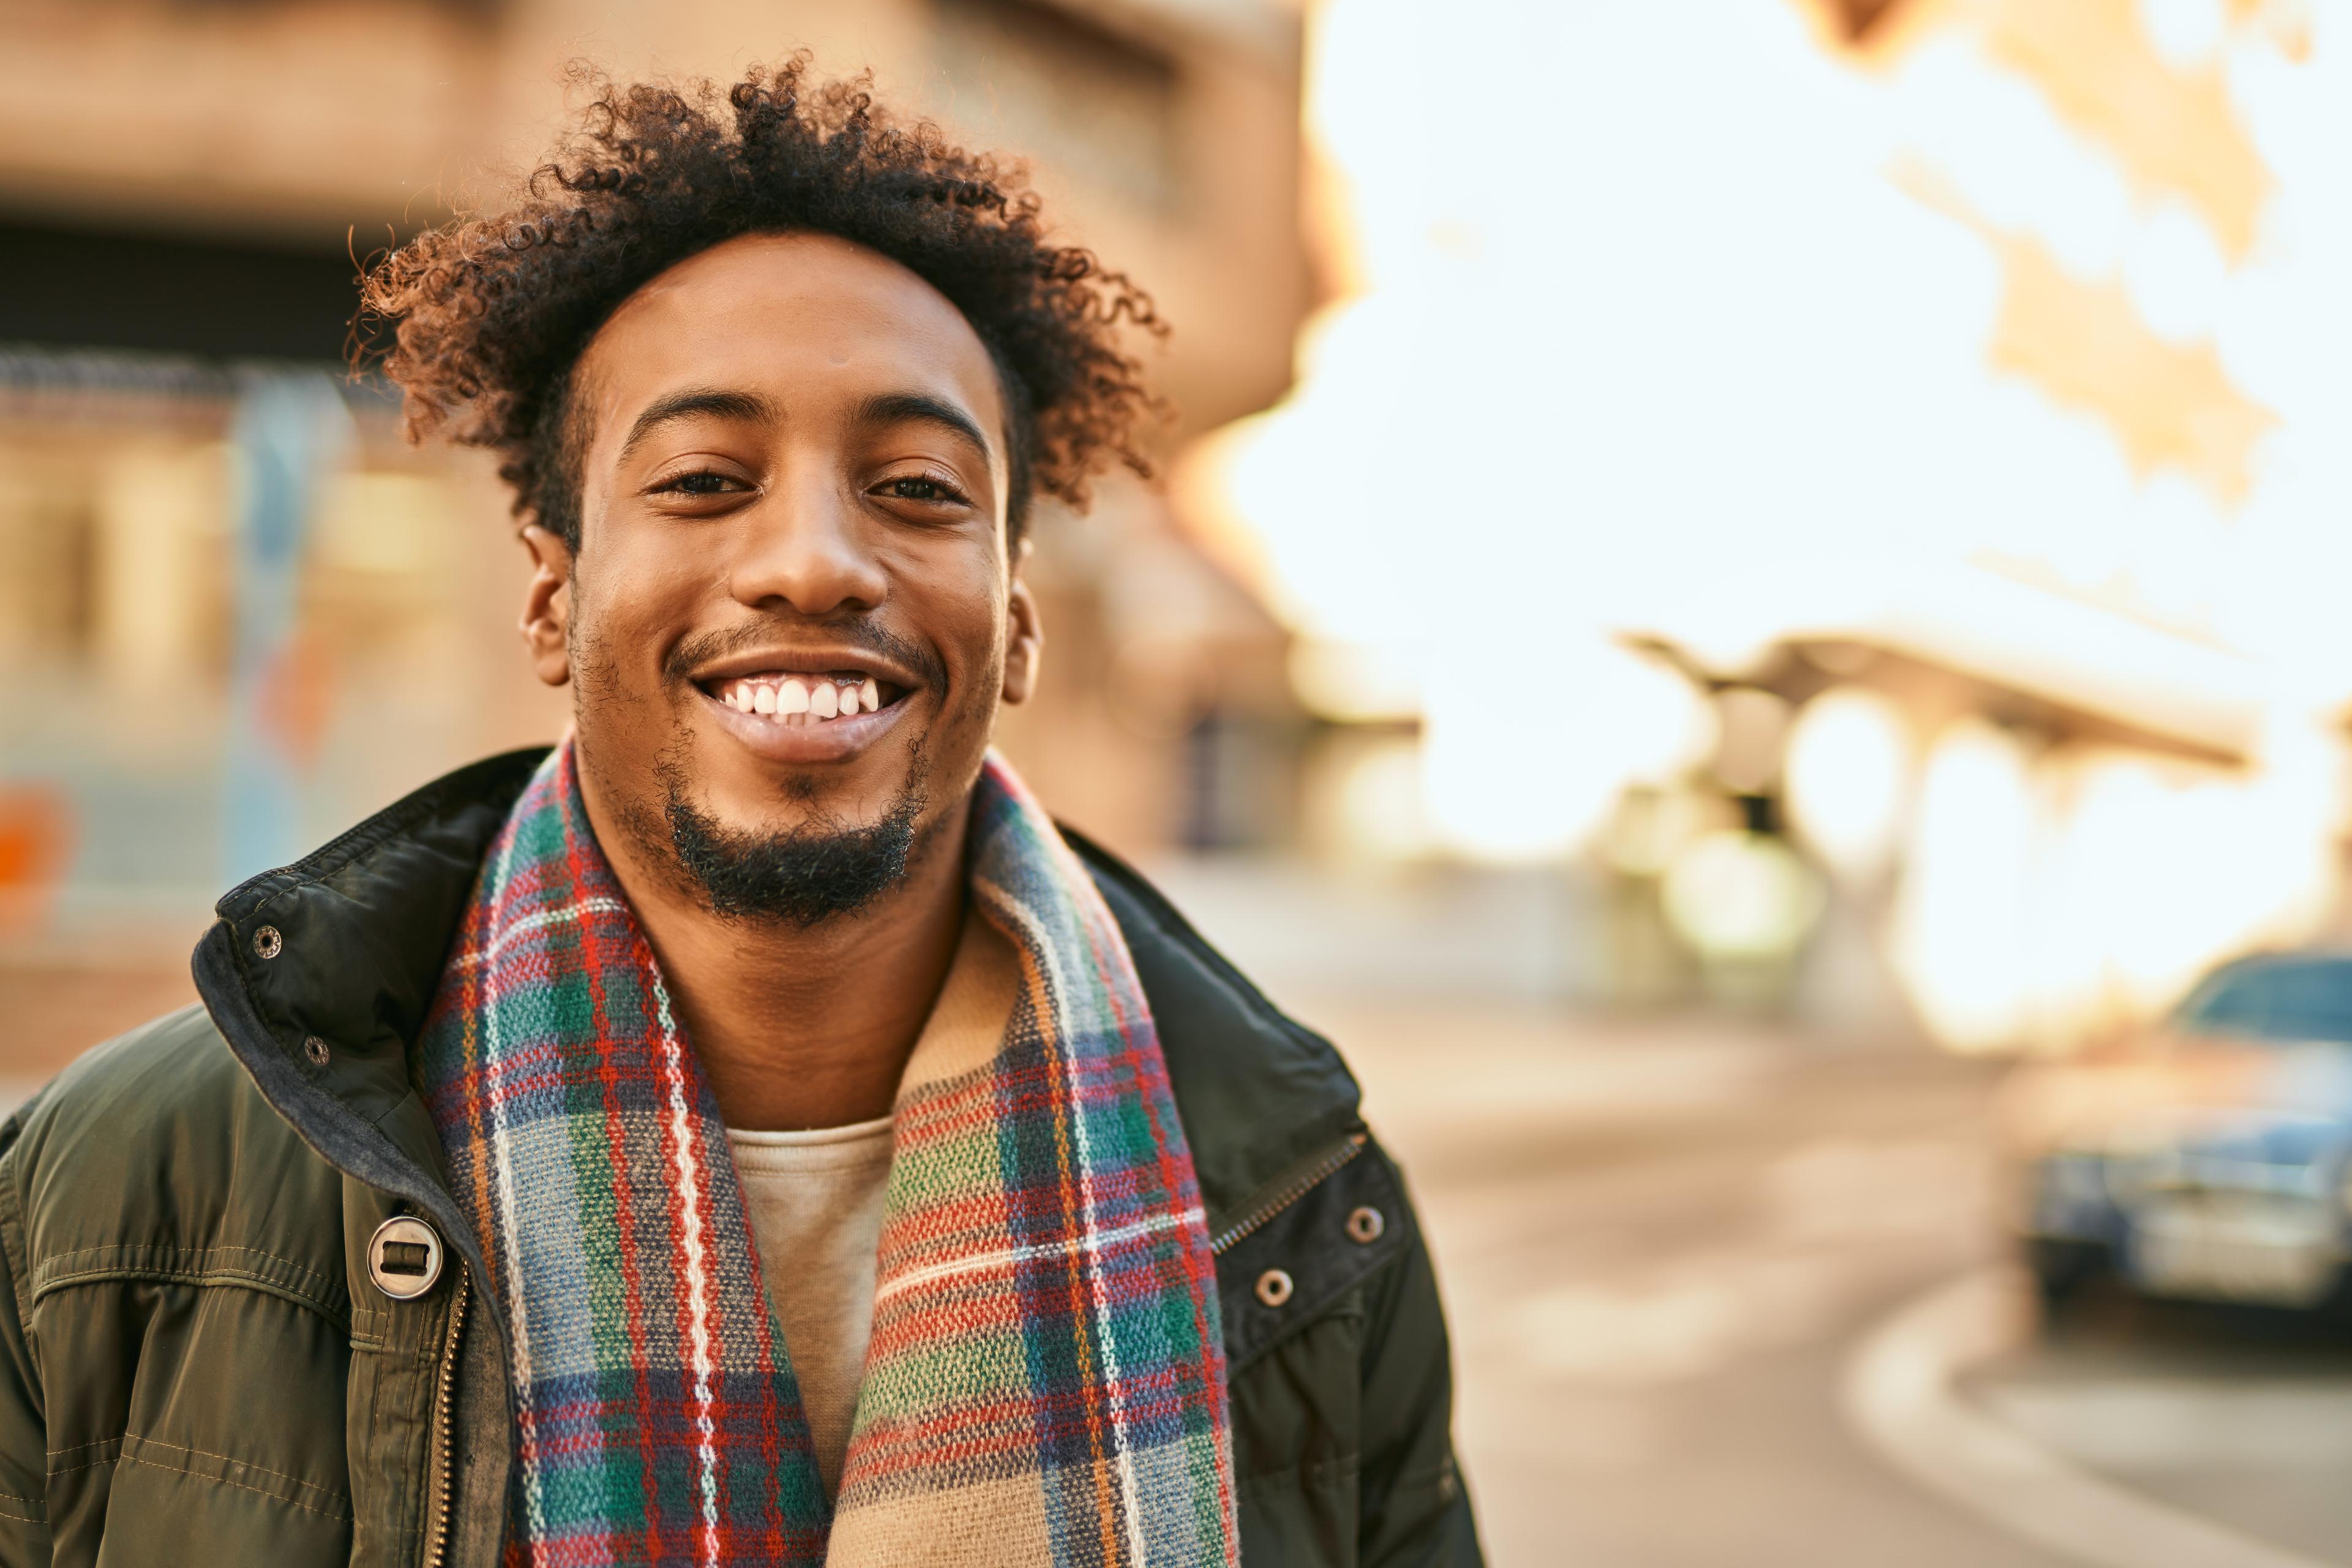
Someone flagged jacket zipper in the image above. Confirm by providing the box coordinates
[1208,1131,1366,1255]
[420,1267,470,1568]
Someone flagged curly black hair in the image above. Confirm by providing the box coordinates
[355,58,1164,549]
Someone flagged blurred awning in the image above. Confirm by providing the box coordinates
[1635,561,2264,767]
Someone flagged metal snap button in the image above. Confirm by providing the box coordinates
[252,925,283,960]
[367,1216,444,1300]
[303,1035,331,1066]
[1254,1268,1294,1308]
[1346,1205,1385,1245]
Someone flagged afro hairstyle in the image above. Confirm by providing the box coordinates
[355,58,1164,550]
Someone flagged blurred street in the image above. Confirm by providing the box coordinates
[1967,1294,2352,1567]
[1295,990,2352,1568]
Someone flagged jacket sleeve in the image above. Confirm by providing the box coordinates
[0,1123,51,1565]
[1357,1157,1483,1568]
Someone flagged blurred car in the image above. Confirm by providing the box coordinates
[2001,952,2352,1317]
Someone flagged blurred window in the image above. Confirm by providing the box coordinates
[2176,959,2352,1045]
[0,220,364,362]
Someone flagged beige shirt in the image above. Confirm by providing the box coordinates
[726,908,1021,1498]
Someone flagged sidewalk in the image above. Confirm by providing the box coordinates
[1956,1288,2352,1567]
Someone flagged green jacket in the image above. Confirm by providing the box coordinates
[0,749,1480,1567]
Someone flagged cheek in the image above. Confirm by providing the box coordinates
[938,589,1009,696]
[567,592,671,715]
[886,539,1007,680]
[575,558,697,670]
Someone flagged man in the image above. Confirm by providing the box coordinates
[0,62,1478,1567]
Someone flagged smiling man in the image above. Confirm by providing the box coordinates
[0,64,1479,1568]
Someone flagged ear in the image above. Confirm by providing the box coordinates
[1001,535,1044,707]
[518,523,575,688]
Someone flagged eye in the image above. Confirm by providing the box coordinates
[655,470,745,497]
[875,474,970,505]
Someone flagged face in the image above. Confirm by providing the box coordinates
[518,231,1041,922]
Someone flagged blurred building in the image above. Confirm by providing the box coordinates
[0,0,1314,952]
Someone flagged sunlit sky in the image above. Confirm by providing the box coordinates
[1186,0,2352,1041]
[1196,0,2352,807]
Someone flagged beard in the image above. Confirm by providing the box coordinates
[646,742,932,927]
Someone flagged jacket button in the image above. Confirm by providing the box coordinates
[368,1216,445,1300]
[1254,1268,1294,1308]
[1346,1205,1385,1245]
[252,925,283,960]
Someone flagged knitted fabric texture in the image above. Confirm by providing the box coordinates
[417,742,1237,1566]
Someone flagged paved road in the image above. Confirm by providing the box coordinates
[1970,1293,2352,1567]
[1303,997,2352,1568]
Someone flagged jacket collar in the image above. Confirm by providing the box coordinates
[193,746,1363,1242]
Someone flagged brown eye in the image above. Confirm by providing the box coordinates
[881,476,965,503]
[663,472,737,496]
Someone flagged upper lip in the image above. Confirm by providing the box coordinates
[685,645,924,691]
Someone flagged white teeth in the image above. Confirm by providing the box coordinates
[718,673,888,723]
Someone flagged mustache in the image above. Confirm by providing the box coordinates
[662,612,948,692]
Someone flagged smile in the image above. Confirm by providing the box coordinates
[710,671,907,726]
[692,662,919,764]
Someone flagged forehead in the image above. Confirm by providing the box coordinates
[576,230,1005,442]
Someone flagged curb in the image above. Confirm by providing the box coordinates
[1840,1267,2335,1568]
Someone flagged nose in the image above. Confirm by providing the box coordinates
[726,473,888,617]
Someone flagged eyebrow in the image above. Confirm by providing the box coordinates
[854,391,995,466]
[614,387,775,466]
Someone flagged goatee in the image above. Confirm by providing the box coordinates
[652,748,930,927]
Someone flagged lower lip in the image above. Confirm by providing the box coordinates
[696,686,914,763]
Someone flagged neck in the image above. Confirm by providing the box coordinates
[577,771,972,1133]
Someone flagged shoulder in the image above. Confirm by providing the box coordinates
[1,1004,343,1307]
[10,1003,263,1172]
[13,1003,246,1140]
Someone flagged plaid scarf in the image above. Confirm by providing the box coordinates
[417,742,1236,1566]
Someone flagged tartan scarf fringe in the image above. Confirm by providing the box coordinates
[418,742,1237,1566]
